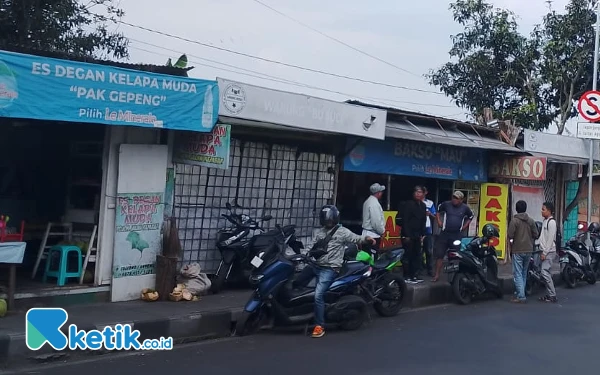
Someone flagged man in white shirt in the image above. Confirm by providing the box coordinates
[539,201,558,303]
[362,183,386,249]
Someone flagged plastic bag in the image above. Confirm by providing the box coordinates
[177,263,212,296]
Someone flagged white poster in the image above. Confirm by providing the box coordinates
[511,185,545,223]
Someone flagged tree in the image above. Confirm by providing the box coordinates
[0,0,129,59]
[428,0,597,135]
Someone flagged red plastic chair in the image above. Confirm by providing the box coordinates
[0,216,25,242]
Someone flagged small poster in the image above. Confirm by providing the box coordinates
[173,124,231,169]
[113,193,164,279]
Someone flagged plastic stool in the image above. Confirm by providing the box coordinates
[43,245,82,286]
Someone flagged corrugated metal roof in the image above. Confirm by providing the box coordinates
[385,120,523,153]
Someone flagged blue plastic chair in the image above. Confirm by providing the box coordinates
[43,245,82,286]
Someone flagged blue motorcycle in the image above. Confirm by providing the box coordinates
[237,249,371,336]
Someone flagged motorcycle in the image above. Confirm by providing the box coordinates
[589,228,600,280]
[237,250,371,336]
[345,243,407,317]
[445,236,503,305]
[525,221,545,296]
[212,200,303,293]
[559,223,596,288]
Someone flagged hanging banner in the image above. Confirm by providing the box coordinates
[113,193,164,279]
[344,138,487,182]
[478,183,509,259]
[0,50,219,131]
[489,156,547,181]
[512,185,545,223]
[382,211,402,248]
[173,124,231,169]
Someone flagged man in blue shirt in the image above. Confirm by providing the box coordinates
[422,186,436,277]
[432,191,474,282]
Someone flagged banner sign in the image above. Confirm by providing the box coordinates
[343,138,487,182]
[173,124,231,169]
[382,211,402,248]
[113,193,164,278]
[489,156,547,181]
[478,183,509,259]
[0,50,219,132]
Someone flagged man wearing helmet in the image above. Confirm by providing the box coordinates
[294,205,375,338]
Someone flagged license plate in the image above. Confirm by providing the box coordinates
[250,256,264,268]
[444,262,459,273]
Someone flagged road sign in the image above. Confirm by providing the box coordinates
[578,90,600,122]
[577,122,600,139]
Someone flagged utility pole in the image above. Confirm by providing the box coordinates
[589,3,600,225]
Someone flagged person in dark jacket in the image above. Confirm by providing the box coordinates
[507,200,539,303]
[402,186,427,284]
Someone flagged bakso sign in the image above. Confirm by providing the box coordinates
[488,156,546,181]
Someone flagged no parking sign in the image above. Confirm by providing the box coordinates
[578,90,600,122]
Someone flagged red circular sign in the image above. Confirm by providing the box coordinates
[578,90,600,122]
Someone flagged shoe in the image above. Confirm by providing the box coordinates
[405,278,416,284]
[312,325,325,338]
[414,277,424,283]
[539,295,558,303]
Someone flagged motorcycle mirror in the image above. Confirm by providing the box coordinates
[452,240,461,247]
[226,202,232,210]
[262,215,273,221]
[578,223,585,230]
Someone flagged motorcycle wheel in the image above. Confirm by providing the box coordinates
[587,271,597,285]
[452,273,472,305]
[373,274,407,317]
[211,262,229,294]
[562,265,577,289]
[339,306,367,331]
[237,309,265,337]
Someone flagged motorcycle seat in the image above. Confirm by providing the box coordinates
[338,261,368,278]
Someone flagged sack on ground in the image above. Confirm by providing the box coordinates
[177,263,211,296]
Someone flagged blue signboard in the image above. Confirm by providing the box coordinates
[343,138,487,181]
[0,50,219,132]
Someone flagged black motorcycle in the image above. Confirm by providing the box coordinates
[589,228,600,280]
[445,228,503,305]
[212,200,303,293]
[560,224,596,288]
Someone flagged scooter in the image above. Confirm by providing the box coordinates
[237,250,371,336]
[212,200,303,293]
[445,236,503,305]
[589,229,600,280]
[345,243,407,317]
[559,223,596,288]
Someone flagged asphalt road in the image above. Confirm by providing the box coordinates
[9,286,600,375]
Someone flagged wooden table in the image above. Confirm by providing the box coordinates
[0,242,26,311]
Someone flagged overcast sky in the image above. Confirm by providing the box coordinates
[114,0,571,129]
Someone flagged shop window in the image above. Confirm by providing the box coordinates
[173,138,335,273]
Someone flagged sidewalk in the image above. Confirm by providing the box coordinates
[0,263,562,367]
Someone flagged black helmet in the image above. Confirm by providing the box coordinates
[482,223,499,238]
[589,222,600,234]
[319,205,340,228]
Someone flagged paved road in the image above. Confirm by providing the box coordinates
[9,286,600,375]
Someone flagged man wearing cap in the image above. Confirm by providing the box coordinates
[432,191,474,282]
[362,183,386,249]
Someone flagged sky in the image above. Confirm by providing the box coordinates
[108,0,572,130]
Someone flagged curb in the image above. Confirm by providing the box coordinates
[0,271,565,367]
[407,271,563,308]
[0,309,237,367]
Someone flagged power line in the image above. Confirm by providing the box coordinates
[128,38,457,110]
[252,0,422,78]
[118,20,445,95]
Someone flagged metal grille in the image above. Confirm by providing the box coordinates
[505,164,557,203]
[173,137,335,273]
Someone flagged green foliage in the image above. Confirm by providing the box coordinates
[0,0,129,59]
[428,0,598,134]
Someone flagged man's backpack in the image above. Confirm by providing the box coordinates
[308,225,341,260]
[547,218,562,248]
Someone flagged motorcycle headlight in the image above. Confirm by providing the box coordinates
[249,274,264,284]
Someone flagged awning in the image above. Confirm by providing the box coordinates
[385,120,524,153]
[523,152,589,165]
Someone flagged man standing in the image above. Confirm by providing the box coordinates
[539,202,558,303]
[422,186,437,277]
[402,186,427,284]
[433,191,474,282]
[362,183,386,249]
[507,200,539,303]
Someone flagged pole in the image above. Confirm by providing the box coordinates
[588,3,600,225]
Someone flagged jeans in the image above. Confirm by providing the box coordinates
[541,252,556,298]
[512,253,532,300]
[293,265,337,327]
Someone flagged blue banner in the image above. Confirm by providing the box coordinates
[0,50,219,132]
[344,138,487,181]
